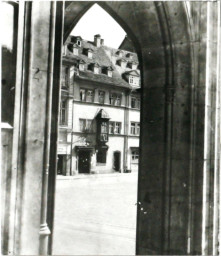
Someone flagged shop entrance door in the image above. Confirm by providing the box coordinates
[57,155,65,174]
[78,151,91,173]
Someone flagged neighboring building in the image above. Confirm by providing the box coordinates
[57,34,141,175]
[118,35,136,52]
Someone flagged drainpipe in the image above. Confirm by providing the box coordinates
[123,90,130,172]
[39,2,56,255]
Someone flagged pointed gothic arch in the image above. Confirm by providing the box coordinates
[3,1,220,255]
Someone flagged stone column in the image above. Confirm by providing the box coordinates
[11,2,56,255]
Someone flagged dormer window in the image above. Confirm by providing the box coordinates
[94,66,99,74]
[77,40,81,47]
[89,63,100,74]
[116,50,123,57]
[85,48,93,59]
[127,61,137,70]
[94,63,100,74]
[73,46,78,56]
[78,60,85,71]
[129,75,139,86]
[117,59,127,68]
[126,53,133,59]
[102,66,113,77]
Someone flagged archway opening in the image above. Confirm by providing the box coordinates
[52,3,142,255]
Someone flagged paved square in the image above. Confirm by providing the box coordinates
[53,173,138,255]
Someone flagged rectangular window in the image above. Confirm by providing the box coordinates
[131,149,139,163]
[131,97,136,108]
[80,88,94,103]
[79,119,93,132]
[80,89,86,101]
[101,122,107,133]
[131,97,140,109]
[98,91,105,104]
[109,122,114,134]
[130,122,140,135]
[97,149,107,163]
[109,93,115,105]
[131,122,136,135]
[60,100,67,125]
[129,76,134,84]
[109,93,121,106]
[115,122,121,134]
[116,94,121,106]
[86,90,94,102]
[100,133,108,142]
[109,121,122,134]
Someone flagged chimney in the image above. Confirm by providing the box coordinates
[94,34,101,47]
[101,39,104,46]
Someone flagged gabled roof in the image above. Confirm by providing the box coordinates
[78,59,85,64]
[124,70,140,77]
[63,35,140,89]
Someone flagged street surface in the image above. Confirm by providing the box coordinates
[53,173,138,255]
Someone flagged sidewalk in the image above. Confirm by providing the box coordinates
[57,171,137,180]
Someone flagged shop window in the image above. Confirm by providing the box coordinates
[97,149,107,163]
[79,119,93,132]
[60,100,67,125]
[130,122,140,135]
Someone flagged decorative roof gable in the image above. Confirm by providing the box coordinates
[96,109,110,119]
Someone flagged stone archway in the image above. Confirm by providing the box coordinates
[48,2,195,255]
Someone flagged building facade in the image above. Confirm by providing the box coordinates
[58,35,141,175]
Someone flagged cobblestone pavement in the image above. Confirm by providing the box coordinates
[53,172,138,255]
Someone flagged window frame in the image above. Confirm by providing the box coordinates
[130,122,140,135]
[79,118,93,132]
[60,100,67,125]
[131,96,140,109]
[109,121,122,134]
[131,149,139,163]
[98,90,105,104]
[96,148,107,164]
[80,88,94,103]
[109,93,122,106]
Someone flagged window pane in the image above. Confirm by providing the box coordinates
[131,98,136,108]
[109,122,114,134]
[80,89,86,101]
[99,91,105,104]
[86,90,94,102]
[131,123,135,134]
[101,122,107,133]
[116,94,121,106]
[60,101,66,125]
[115,122,121,134]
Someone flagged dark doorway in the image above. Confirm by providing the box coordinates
[78,151,91,173]
[57,155,65,175]
[113,151,121,172]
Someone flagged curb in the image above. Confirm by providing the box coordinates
[57,172,137,180]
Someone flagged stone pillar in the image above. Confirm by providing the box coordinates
[11,2,56,255]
